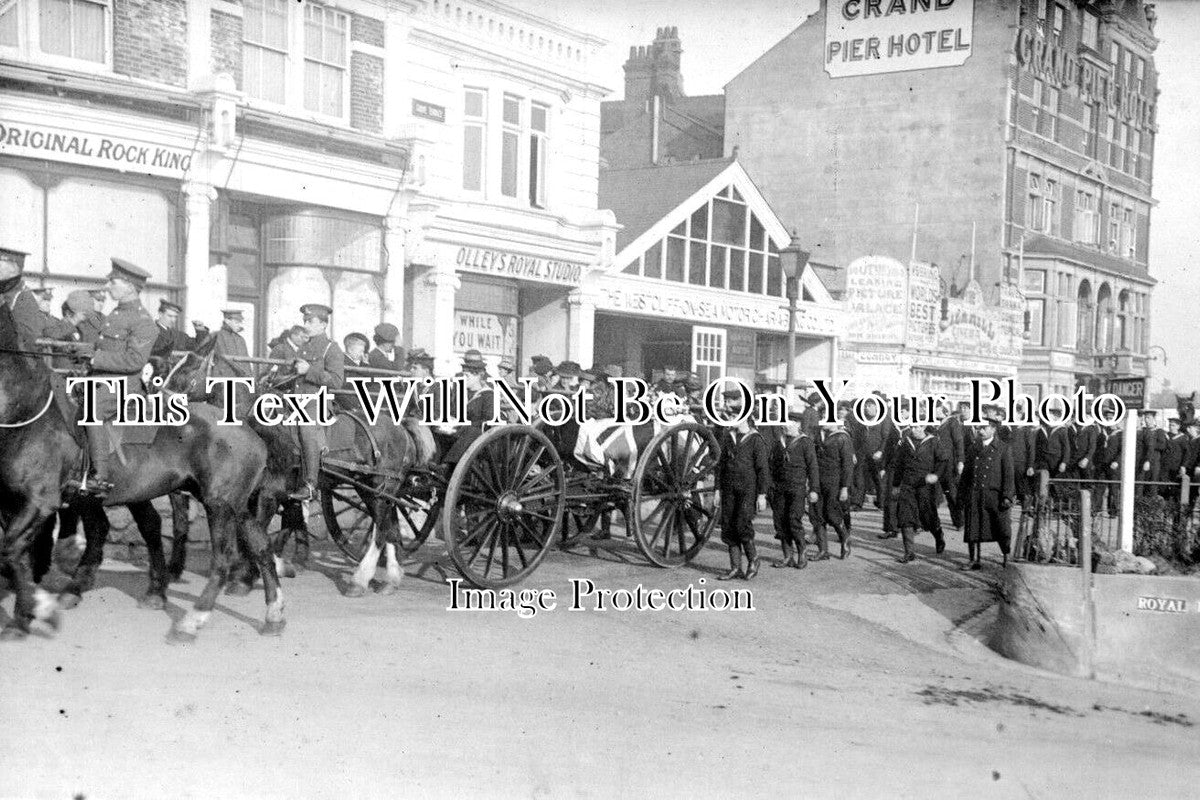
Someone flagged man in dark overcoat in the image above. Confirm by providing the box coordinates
[891,424,949,563]
[1008,404,1038,507]
[937,401,966,528]
[1135,409,1166,497]
[768,409,819,569]
[715,390,771,580]
[961,413,1016,570]
[1160,416,1186,502]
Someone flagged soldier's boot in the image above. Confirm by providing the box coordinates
[289,432,322,501]
[794,533,809,569]
[772,539,794,568]
[838,526,852,560]
[743,540,760,580]
[897,528,917,563]
[813,526,831,561]
[717,547,743,581]
[83,426,114,497]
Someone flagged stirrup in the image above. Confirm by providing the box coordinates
[288,483,315,502]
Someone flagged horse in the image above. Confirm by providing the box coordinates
[1176,393,1195,427]
[0,303,283,643]
[164,357,432,599]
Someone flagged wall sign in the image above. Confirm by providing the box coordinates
[412,99,446,123]
[825,0,974,79]
[0,119,193,178]
[594,277,842,338]
[453,310,518,361]
[906,261,941,350]
[454,246,584,286]
[1135,596,1188,614]
[1107,377,1146,410]
[845,256,908,344]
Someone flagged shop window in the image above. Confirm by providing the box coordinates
[665,236,685,282]
[244,0,289,104]
[462,88,487,192]
[529,102,549,208]
[303,4,348,119]
[501,94,522,198]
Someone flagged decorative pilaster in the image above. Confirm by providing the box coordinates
[424,264,460,377]
[383,215,407,335]
[566,286,600,365]
[182,181,222,328]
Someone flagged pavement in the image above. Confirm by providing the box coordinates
[2,503,1199,799]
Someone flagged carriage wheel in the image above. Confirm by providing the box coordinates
[320,477,376,562]
[630,422,720,568]
[443,425,565,589]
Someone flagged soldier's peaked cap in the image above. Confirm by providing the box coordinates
[0,248,27,283]
[300,303,332,320]
[158,299,182,314]
[108,257,150,289]
[221,308,244,320]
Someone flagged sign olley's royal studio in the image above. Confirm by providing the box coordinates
[0,120,193,178]
[825,0,974,79]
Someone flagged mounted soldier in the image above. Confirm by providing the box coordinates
[288,303,344,502]
[211,308,250,380]
[150,299,188,378]
[80,258,159,496]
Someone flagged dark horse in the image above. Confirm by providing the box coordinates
[0,304,283,643]
[1176,392,1195,427]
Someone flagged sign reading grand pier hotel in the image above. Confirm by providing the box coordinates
[825,0,974,78]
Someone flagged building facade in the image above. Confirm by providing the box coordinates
[0,0,616,376]
[724,0,1160,399]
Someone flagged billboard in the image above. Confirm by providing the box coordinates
[825,0,975,79]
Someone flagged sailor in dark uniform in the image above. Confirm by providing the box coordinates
[891,424,949,563]
[961,412,1015,569]
[768,409,819,569]
[288,304,344,501]
[811,404,856,560]
[82,258,159,494]
[938,400,966,528]
[1160,416,1186,502]
[1135,409,1166,497]
[715,389,771,580]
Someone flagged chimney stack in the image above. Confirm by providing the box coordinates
[622,25,685,106]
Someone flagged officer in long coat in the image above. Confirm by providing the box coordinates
[288,304,344,501]
[961,413,1016,570]
[768,410,819,569]
[1183,419,1200,512]
[716,390,771,580]
[811,405,855,561]
[891,424,949,563]
[83,258,159,494]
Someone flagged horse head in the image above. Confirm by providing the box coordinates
[164,333,218,402]
[1176,393,1196,423]
[0,303,55,426]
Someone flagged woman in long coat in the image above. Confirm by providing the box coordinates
[961,414,1016,570]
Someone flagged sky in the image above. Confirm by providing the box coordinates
[526,0,1199,392]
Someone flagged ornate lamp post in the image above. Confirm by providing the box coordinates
[779,232,811,397]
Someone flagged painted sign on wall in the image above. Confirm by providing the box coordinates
[845,256,908,344]
[453,310,518,362]
[0,119,193,178]
[825,0,974,78]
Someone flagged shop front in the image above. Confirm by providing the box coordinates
[839,256,1026,401]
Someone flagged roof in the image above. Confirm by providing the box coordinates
[600,93,725,135]
[808,262,845,298]
[599,157,735,252]
[1023,235,1155,286]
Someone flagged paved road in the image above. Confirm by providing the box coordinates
[3,506,1198,799]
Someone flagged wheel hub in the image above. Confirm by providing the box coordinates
[497,492,524,519]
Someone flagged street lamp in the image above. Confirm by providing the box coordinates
[780,231,811,397]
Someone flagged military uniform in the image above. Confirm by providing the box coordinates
[716,426,771,578]
[150,322,189,378]
[288,307,345,499]
[811,426,855,559]
[1038,424,1072,475]
[9,285,75,350]
[211,322,250,379]
[1135,416,1166,496]
[891,431,948,560]
[1161,427,1187,501]
[1071,422,1101,480]
[857,414,896,509]
[937,414,966,528]
[961,433,1015,560]
[1008,423,1038,505]
[768,427,818,568]
[1099,427,1123,515]
[85,260,158,488]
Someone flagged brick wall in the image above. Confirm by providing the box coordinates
[350,52,384,134]
[112,0,188,88]
[351,13,386,48]
[211,10,242,84]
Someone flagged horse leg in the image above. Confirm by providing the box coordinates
[168,503,233,644]
[376,497,403,595]
[224,532,259,596]
[1,501,61,640]
[281,500,308,574]
[167,492,190,582]
[346,524,381,598]
[128,500,168,611]
[239,513,285,636]
[30,515,57,585]
[59,498,110,609]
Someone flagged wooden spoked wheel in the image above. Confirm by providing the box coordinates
[443,425,565,589]
[630,422,720,567]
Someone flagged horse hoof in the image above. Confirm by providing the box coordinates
[374,582,400,596]
[224,582,253,597]
[58,592,82,611]
[281,562,297,579]
[138,594,166,611]
[292,561,308,575]
[165,628,198,646]
[343,583,368,598]
[260,619,287,637]
[0,625,29,642]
